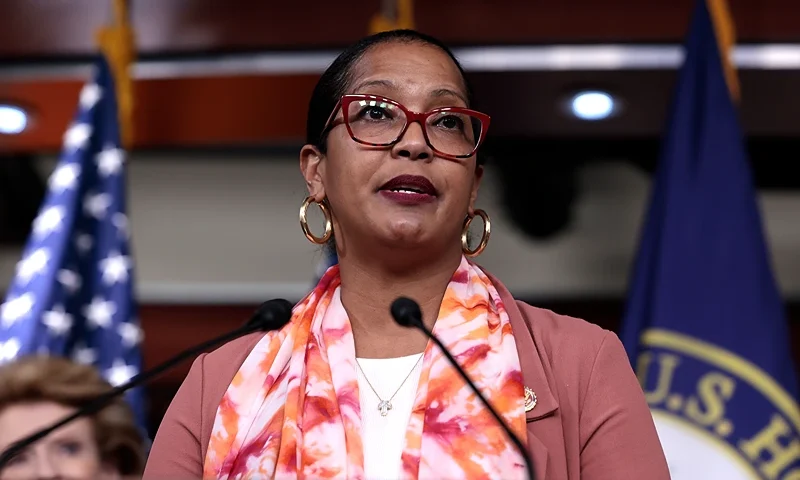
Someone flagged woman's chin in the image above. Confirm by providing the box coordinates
[376,225,433,249]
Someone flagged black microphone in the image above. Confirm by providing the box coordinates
[0,298,294,470]
[391,297,536,480]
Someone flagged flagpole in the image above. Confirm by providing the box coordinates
[369,0,414,34]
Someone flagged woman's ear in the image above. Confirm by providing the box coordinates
[299,145,327,201]
[468,165,484,215]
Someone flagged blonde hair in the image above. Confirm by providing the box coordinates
[0,356,146,475]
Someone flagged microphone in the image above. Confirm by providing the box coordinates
[0,298,294,470]
[391,297,536,480]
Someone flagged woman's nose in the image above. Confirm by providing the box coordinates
[33,454,60,480]
[391,122,432,161]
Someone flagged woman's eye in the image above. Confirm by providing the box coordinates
[57,441,83,455]
[435,115,463,130]
[5,451,28,467]
[360,107,389,120]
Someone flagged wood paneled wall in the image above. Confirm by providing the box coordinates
[1,0,797,58]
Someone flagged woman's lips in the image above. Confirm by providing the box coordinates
[378,174,438,205]
[378,189,437,205]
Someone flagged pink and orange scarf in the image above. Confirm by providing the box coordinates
[203,256,528,479]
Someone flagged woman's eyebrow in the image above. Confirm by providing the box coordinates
[351,79,396,93]
[351,80,468,105]
[429,87,468,106]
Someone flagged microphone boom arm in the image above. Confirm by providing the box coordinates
[390,296,535,480]
[0,325,255,468]
[0,298,294,470]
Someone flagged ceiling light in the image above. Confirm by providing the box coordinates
[569,91,616,121]
[0,104,28,134]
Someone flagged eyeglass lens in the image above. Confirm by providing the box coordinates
[345,98,482,157]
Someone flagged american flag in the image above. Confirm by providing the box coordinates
[0,56,146,430]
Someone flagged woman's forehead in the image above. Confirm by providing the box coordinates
[347,43,468,103]
[0,402,93,446]
[349,79,468,107]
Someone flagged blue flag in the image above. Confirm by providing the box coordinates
[0,56,146,432]
[314,248,338,284]
[620,1,800,477]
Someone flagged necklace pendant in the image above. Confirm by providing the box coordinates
[378,400,392,416]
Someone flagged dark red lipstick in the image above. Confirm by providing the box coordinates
[378,174,438,205]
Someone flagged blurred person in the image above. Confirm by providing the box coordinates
[0,356,146,480]
[145,30,669,479]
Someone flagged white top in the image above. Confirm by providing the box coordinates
[356,353,424,480]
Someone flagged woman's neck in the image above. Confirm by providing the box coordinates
[337,247,462,359]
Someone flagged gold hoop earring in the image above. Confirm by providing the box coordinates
[299,196,333,245]
[461,209,491,257]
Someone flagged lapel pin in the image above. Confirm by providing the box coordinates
[524,386,537,412]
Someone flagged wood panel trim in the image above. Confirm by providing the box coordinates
[0,75,319,153]
[1,0,798,58]
[4,44,800,81]
[2,44,799,154]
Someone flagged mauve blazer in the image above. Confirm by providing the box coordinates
[143,273,671,479]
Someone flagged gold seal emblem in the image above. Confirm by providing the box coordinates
[524,386,537,412]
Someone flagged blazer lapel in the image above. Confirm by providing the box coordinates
[486,270,558,480]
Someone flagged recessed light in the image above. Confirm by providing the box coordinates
[569,91,616,121]
[0,104,29,134]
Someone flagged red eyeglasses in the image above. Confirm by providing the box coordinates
[322,94,491,160]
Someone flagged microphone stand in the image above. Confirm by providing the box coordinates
[391,297,536,480]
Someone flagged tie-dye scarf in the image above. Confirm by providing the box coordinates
[203,256,528,479]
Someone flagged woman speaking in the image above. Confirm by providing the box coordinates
[144,30,670,480]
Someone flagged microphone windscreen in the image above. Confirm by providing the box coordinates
[391,297,423,328]
[245,299,294,331]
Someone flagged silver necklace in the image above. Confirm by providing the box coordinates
[355,354,424,417]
